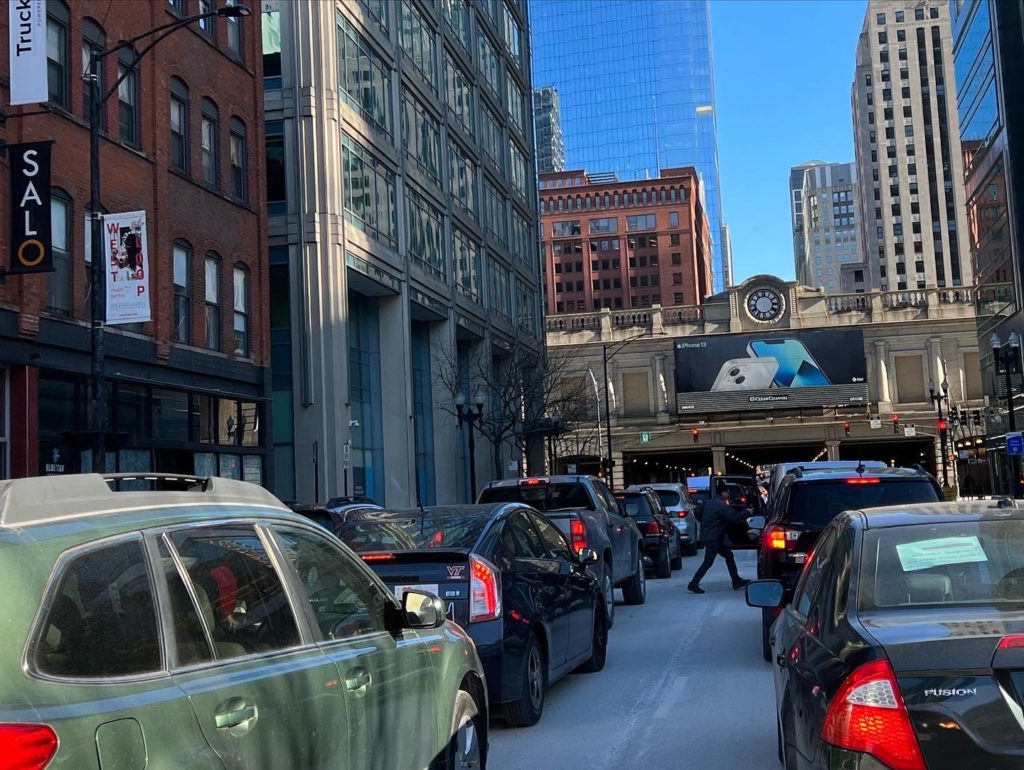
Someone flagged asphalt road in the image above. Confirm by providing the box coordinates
[488,549,777,770]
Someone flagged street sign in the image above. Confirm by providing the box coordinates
[869,418,882,430]
[567,463,577,474]
[903,426,916,437]
[1008,432,1024,456]
[640,431,651,444]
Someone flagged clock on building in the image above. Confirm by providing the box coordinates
[745,287,784,323]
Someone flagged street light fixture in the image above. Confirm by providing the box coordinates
[84,4,251,471]
[991,331,1022,497]
[456,390,486,500]
[928,378,950,489]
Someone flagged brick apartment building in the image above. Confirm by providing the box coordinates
[0,1,268,484]
[539,168,712,315]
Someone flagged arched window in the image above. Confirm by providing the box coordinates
[47,189,73,316]
[82,19,106,126]
[170,78,189,171]
[232,263,250,357]
[46,1,70,108]
[201,98,219,188]
[204,252,221,350]
[229,117,247,201]
[172,240,192,343]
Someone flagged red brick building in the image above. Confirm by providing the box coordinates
[539,168,713,315]
[0,1,268,483]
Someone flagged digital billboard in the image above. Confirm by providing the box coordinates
[674,329,869,413]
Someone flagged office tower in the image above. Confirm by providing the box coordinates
[719,223,733,288]
[852,0,971,291]
[533,86,565,173]
[263,0,545,504]
[793,163,863,294]
[531,0,728,291]
[789,160,825,283]
[539,168,712,315]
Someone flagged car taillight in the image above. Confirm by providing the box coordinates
[645,521,661,536]
[764,526,799,550]
[998,635,1024,649]
[0,724,58,770]
[677,509,689,519]
[570,519,587,553]
[469,555,502,623]
[821,659,924,770]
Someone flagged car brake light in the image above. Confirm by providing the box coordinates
[677,509,688,519]
[821,659,925,770]
[846,478,881,485]
[645,521,661,536]
[469,555,502,623]
[0,724,58,770]
[764,526,799,550]
[518,477,549,487]
[570,519,587,552]
[360,553,394,562]
[998,635,1024,649]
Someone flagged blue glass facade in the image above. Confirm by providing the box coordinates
[531,0,727,289]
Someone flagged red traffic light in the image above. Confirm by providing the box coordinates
[843,421,851,437]
[937,419,948,431]
[891,414,900,422]
[691,427,700,443]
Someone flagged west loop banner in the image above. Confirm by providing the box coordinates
[104,211,152,324]
[8,0,47,105]
[8,141,52,275]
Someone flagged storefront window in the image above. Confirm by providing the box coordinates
[241,402,259,447]
[219,453,241,479]
[219,399,240,445]
[116,383,150,440]
[198,394,217,443]
[153,389,189,439]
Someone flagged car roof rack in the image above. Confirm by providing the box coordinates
[0,473,285,528]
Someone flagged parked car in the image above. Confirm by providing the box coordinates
[752,464,943,661]
[615,488,682,577]
[631,482,699,555]
[335,504,608,727]
[766,459,886,503]
[290,498,383,531]
[478,475,646,627]
[748,499,1024,770]
[0,474,487,770]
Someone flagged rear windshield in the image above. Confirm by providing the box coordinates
[336,515,489,552]
[655,490,681,508]
[861,520,1024,610]
[691,490,711,505]
[478,483,595,511]
[787,480,939,528]
[615,495,654,518]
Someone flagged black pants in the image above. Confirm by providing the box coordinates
[690,540,741,586]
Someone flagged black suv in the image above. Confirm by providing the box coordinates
[754,465,942,660]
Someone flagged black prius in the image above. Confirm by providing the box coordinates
[748,499,1024,770]
[334,503,608,728]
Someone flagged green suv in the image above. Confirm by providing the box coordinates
[0,474,487,770]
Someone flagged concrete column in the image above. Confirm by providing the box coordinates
[826,440,841,461]
[378,294,415,507]
[874,340,891,404]
[712,446,727,475]
[430,319,460,504]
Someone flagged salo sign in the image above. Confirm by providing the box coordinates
[8,141,53,275]
[9,0,47,105]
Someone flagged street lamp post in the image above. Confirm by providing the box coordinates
[84,4,251,472]
[456,390,486,500]
[928,379,950,488]
[992,332,1022,497]
[602,330,661,489]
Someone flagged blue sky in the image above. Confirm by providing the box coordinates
[712,0,867,284]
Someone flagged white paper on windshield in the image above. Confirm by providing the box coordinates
[895,536,988,572]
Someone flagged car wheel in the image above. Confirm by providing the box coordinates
[761,610,773,663]
[576,602,608,673]
[622,551,647,605]
[444,689,484,770]
[600,566,615,629]
[504,632,544,727]
[655,544,671,579]
[670,538,683,570]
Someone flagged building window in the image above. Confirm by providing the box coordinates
[406,189,445,279]
[233,265,249,357]
[205,255,221,351]
[627,214,656,231]
[915,7,924,20]
[117,49,139,146]
[201,98,219,188]
[454,228,480,301]
[198,0,215,38]
[357,0,389,33]
[262,4,281,87]
[895,10,904,22]
[449,139,476,215]
[480,104,504,171]
[170,78,189,172]
[173,241,191,344]
[489,261,512,320]
[503,4,522,67]
[509,140,528,198]
[265,120,286,214]
[440,0,471,50]
[444,51,474,137]
[168,0,185,13]
[400,2,437,91]
[229,118,248,201]
[341,132,398,247]
[669,211,679,228]
[47,1,70,108]
[483,179,507,247]
[401,92,441,185]
[46,190,72,316]
[478,28,500,95]
[507,75,526,135]
[337,13,393,138]
[225,0,244,59]
[876,12,885,24]
[511,209,531,266]
[82,20,106,126]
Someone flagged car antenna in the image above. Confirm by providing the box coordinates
[856,461,866,476]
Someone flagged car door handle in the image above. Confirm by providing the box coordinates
[214,701,258,729]
[344,668,372,693]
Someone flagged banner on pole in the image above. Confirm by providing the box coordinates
[104,211,152,324]
[8,141,53,275]
[9,0,47,105]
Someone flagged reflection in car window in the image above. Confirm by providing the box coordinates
[337,514,490,551]
[655,490,681,508]
[532,513,574,561]
[502,512,547,559]
[793,526,839,617]
[273,527,388,640]
[35,539,162,677]
[170,526,300,658]
[158,538,214,667]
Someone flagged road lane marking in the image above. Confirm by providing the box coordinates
[653,676,689,720]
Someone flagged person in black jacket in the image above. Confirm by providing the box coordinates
[688,482,751,594]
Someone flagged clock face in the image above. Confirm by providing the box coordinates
[746,288,783,323]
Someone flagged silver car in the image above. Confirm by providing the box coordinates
[627,483,699,555]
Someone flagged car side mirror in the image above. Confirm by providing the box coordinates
[402,590,446,629]
[746,515,766,532]
[745,580,785,609]
[577,547,600,566]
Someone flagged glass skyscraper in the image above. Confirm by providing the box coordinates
[531,0,728,289]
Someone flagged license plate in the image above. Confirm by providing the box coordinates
[789,553,807,564]
[393,583,439,600]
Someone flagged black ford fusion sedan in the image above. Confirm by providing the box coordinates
[334,503,608,727]
[748,500,1024,770]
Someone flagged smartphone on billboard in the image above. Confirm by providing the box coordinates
[710,357,780,391]
[747,339,830,388]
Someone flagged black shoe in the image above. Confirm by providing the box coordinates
[687,583,705,594]
[732,579,751,590]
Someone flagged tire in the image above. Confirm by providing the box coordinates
[504,632,545,727]
[621,551,647,605]
[444,689,485,770]
[655,544,672,579]
[670,538,683,570]
[576,602,608,673]
[600,564,615,629]
[761,610,773,663]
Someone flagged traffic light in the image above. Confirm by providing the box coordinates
[892,414,900,433]
[972,409,982,428]
[843,421,851,437]
[691,427,700,443]
[937,418,948,432]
